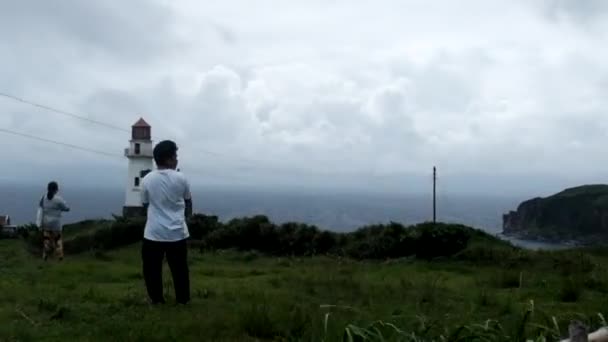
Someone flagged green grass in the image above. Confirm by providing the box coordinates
[1,240,608,341]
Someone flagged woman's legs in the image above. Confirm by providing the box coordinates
[54,232,64,260]
[42,230,54,260]
[42,230,63,260]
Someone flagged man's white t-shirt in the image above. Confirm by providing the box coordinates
[141,169,191,242]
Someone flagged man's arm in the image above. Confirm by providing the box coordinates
[185,198,192,218]
[141,180,149,210]
[184,177,192,218]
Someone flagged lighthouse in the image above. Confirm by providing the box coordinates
[123,118,154,217]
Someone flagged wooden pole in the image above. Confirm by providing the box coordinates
[433,166,436,224]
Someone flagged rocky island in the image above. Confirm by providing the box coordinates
[503,184,608,244]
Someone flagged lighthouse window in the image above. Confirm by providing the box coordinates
[135,143,141,155]
[134,177,140,187]
[132,127,150,140]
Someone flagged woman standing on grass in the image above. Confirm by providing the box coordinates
[39,181,70,261]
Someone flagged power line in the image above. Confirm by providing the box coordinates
[0,128,123,159]
[0,126,405,188]
[0,92,129,132]
[0,127,250,182]
[0,92,390,177]
[0,93,293,172]
[0,92,267,166]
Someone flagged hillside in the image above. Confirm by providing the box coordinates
[2,233,608,340]
[4,216,608,340]
[503,184,608,243]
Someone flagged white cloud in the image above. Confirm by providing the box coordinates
[1,0,608,194]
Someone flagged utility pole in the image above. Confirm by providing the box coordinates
[433,166,437,224]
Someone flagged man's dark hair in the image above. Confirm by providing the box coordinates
[153,140,178,167]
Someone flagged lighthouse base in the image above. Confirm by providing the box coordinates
[123,206,146,219]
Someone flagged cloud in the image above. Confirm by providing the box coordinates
[544,0,608,22]
[1,0,608,195]
[0,0,178,61]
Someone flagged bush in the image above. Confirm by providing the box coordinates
[19,213,504,262]
[344,222,412,259]
[340,222,486,260]
[205,216,280,253]
[413,222,472,260]
[204,219,336,256]
[276,223,322,256]
[21,218,145,255]
[313,230,338,255]
[188,214,222,240]
[64,218,145,254]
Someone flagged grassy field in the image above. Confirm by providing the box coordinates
[1,239,608,341]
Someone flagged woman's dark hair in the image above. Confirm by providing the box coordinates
[47,181,58,200]
[153,140,178,167]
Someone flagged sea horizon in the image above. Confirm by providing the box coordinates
[1,183,520,230]
[2,183,575,250]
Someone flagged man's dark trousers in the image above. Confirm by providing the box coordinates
[142,238,190,304]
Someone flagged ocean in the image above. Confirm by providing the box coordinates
[1,184,560,249]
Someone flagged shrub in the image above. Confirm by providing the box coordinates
[188,214,222,240]
[344,222,412,259]
[19,212,505,262]
[21,218,144,255]
[276,223,322,256]
[313,230,338,255]
[205,216,281,253]
[413,222,472,260]
[64,218,145,254]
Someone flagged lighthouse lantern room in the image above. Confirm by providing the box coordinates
[123,117,154,217]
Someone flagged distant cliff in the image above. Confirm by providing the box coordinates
[503,185,608,242]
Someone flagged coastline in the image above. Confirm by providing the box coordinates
[497,232,579,250]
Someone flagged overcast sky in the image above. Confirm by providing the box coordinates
[1,0,608,196]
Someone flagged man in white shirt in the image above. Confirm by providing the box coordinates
[141,140,192,304]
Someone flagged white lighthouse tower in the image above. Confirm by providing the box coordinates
[123,118,154,217]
